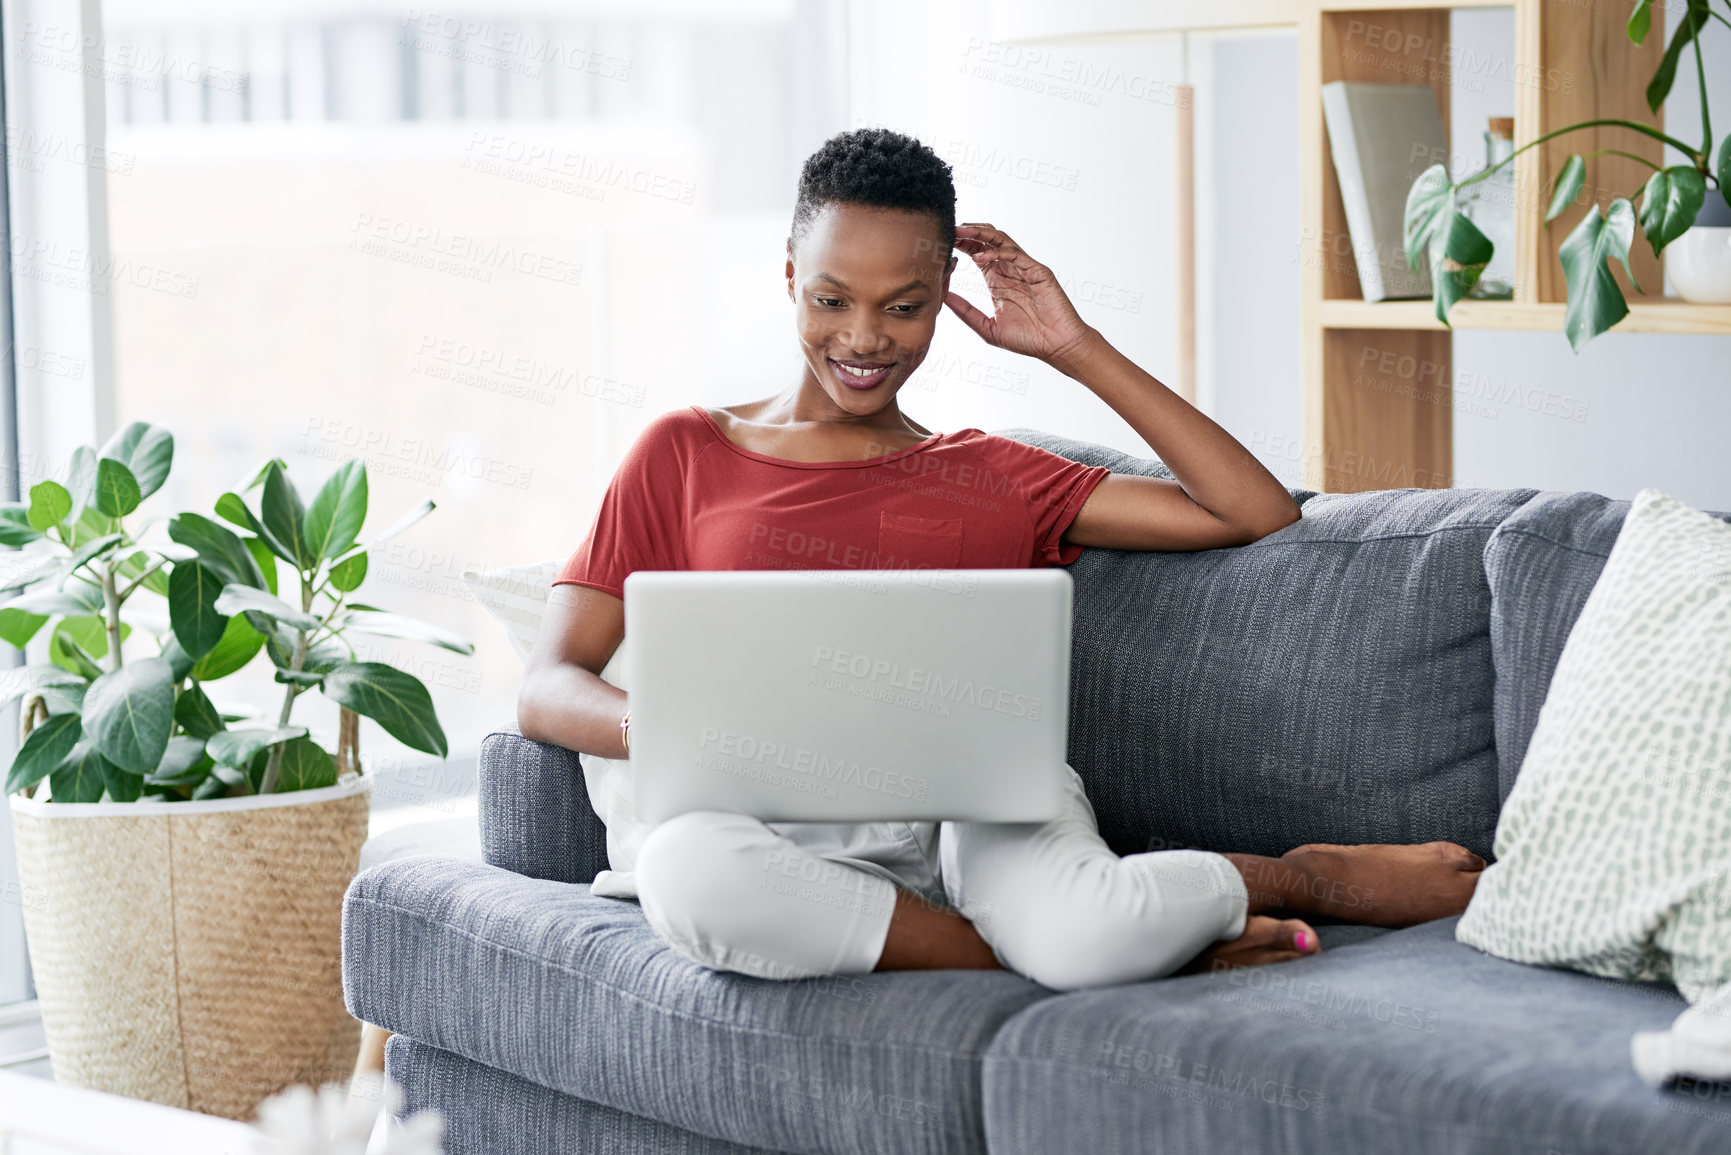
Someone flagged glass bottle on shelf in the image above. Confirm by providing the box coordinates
[1458,116,1517,299]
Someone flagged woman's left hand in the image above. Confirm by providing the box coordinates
[944,224,1098,366]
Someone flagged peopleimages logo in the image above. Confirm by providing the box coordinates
[812,645,1043,720]
[695,727,930,802]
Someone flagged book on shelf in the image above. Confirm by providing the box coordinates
[1320,81,1447,302]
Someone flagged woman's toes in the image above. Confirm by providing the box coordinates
[1278,918,1322,956]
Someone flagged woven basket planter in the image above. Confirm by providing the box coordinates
[9,773,370,1120]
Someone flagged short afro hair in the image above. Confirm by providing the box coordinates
[791,128,956,258]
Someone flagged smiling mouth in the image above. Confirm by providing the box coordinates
[830,358,894,389]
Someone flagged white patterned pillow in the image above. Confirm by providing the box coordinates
[1457,488,1731,1005]
[461,560,563,666]
[461,560,646,895]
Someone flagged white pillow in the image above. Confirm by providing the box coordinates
[1456,488,1731,1078]
[461,559,564,666]
[461,560,643,896]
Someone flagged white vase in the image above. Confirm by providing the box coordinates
[1668,226,1731,304]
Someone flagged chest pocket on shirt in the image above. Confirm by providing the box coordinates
[877,512,964,569]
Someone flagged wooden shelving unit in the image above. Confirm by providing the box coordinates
[991,0,1731,492]
[1300,0,1730,492]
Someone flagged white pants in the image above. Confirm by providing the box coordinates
[633,764,1250,991]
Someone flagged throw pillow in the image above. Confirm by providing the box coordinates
[460,559,563,665]
[1456,488,1731,1007]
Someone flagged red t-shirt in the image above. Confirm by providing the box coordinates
[553,405,1113,597]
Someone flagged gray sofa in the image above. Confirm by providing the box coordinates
[341,429,1731,1154]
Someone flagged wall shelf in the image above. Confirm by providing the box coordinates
[1319,299,1731,335]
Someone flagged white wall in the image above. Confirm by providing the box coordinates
[847,0,1184,456]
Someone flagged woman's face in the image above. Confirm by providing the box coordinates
[786,203,956,416]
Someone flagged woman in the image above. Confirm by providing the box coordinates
[518,128,1485,989]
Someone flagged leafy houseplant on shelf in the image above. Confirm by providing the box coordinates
[1403,0,1729,350]
[0,421,472,1121]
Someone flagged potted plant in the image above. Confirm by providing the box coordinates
[0,421,471,1121]
[1404,0,1728,349]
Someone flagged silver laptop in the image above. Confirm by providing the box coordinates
[623,568,1073,823]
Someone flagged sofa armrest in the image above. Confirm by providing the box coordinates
[478,724,609,883]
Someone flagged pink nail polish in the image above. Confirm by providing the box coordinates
[1295,931,1310,952]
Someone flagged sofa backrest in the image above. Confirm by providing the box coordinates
[1482,491,1731,804]
[1001,429,1535,862]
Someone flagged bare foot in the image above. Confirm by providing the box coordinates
[1183,915,1321,974]
[1278,842,1486,927]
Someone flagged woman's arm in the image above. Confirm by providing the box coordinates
[944,223,1300,552]
[517,584,630,757]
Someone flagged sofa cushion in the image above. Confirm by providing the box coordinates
[1001,429,1529,862]
[1483,491,1731,800]
[388,1036,783,1155]
[982,917,1731,1155]
[343,856,1053,1155]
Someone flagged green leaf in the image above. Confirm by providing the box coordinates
[27,481,72,532]
[334,609,473,655]
[168,561,229,661]
[49,616,126,677]
[328,551,367,593]
[0,607,49,648]
[157,632,196,683]
[167,513,267,590]
[65,446,97,519]
[148,735,208,781]
[261,461,314,570]
[0,505,44,547]
[213,491,252,528]
[304,460,368,561]
[83,657,175,773]
[274,669,326,686]
[1559,198,1639,352]
[1425,208,1494,325]
[91,458,142,518]
[101,757,142,802]
[1718,136,1731,212]
[214,490,298,569]
[239,457,291,493]
[1647,4,1710,114]
[1627,0,1652,44]
[173,683,226,740]
[0,552,68,593]
[1403,163,1453,272]
[71,505,117,546]
[244,536,279,596]
[213,584,321,632]
[4,589,93,617]
[5,713,82,794]
[206,725,307,769]
[0,663,84,710]
[38,682,86,715]
[1638,166,1706,256]
[65,532,126,576]
[322,661,447,757]
[98,423,174,502]
[192,768,237,799]
[146,757,214,793]
[188,613,267,682]
[367,498,435,550]
[1546,156,1587,222]
[273,735,338,792]
[48,739,109,802]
